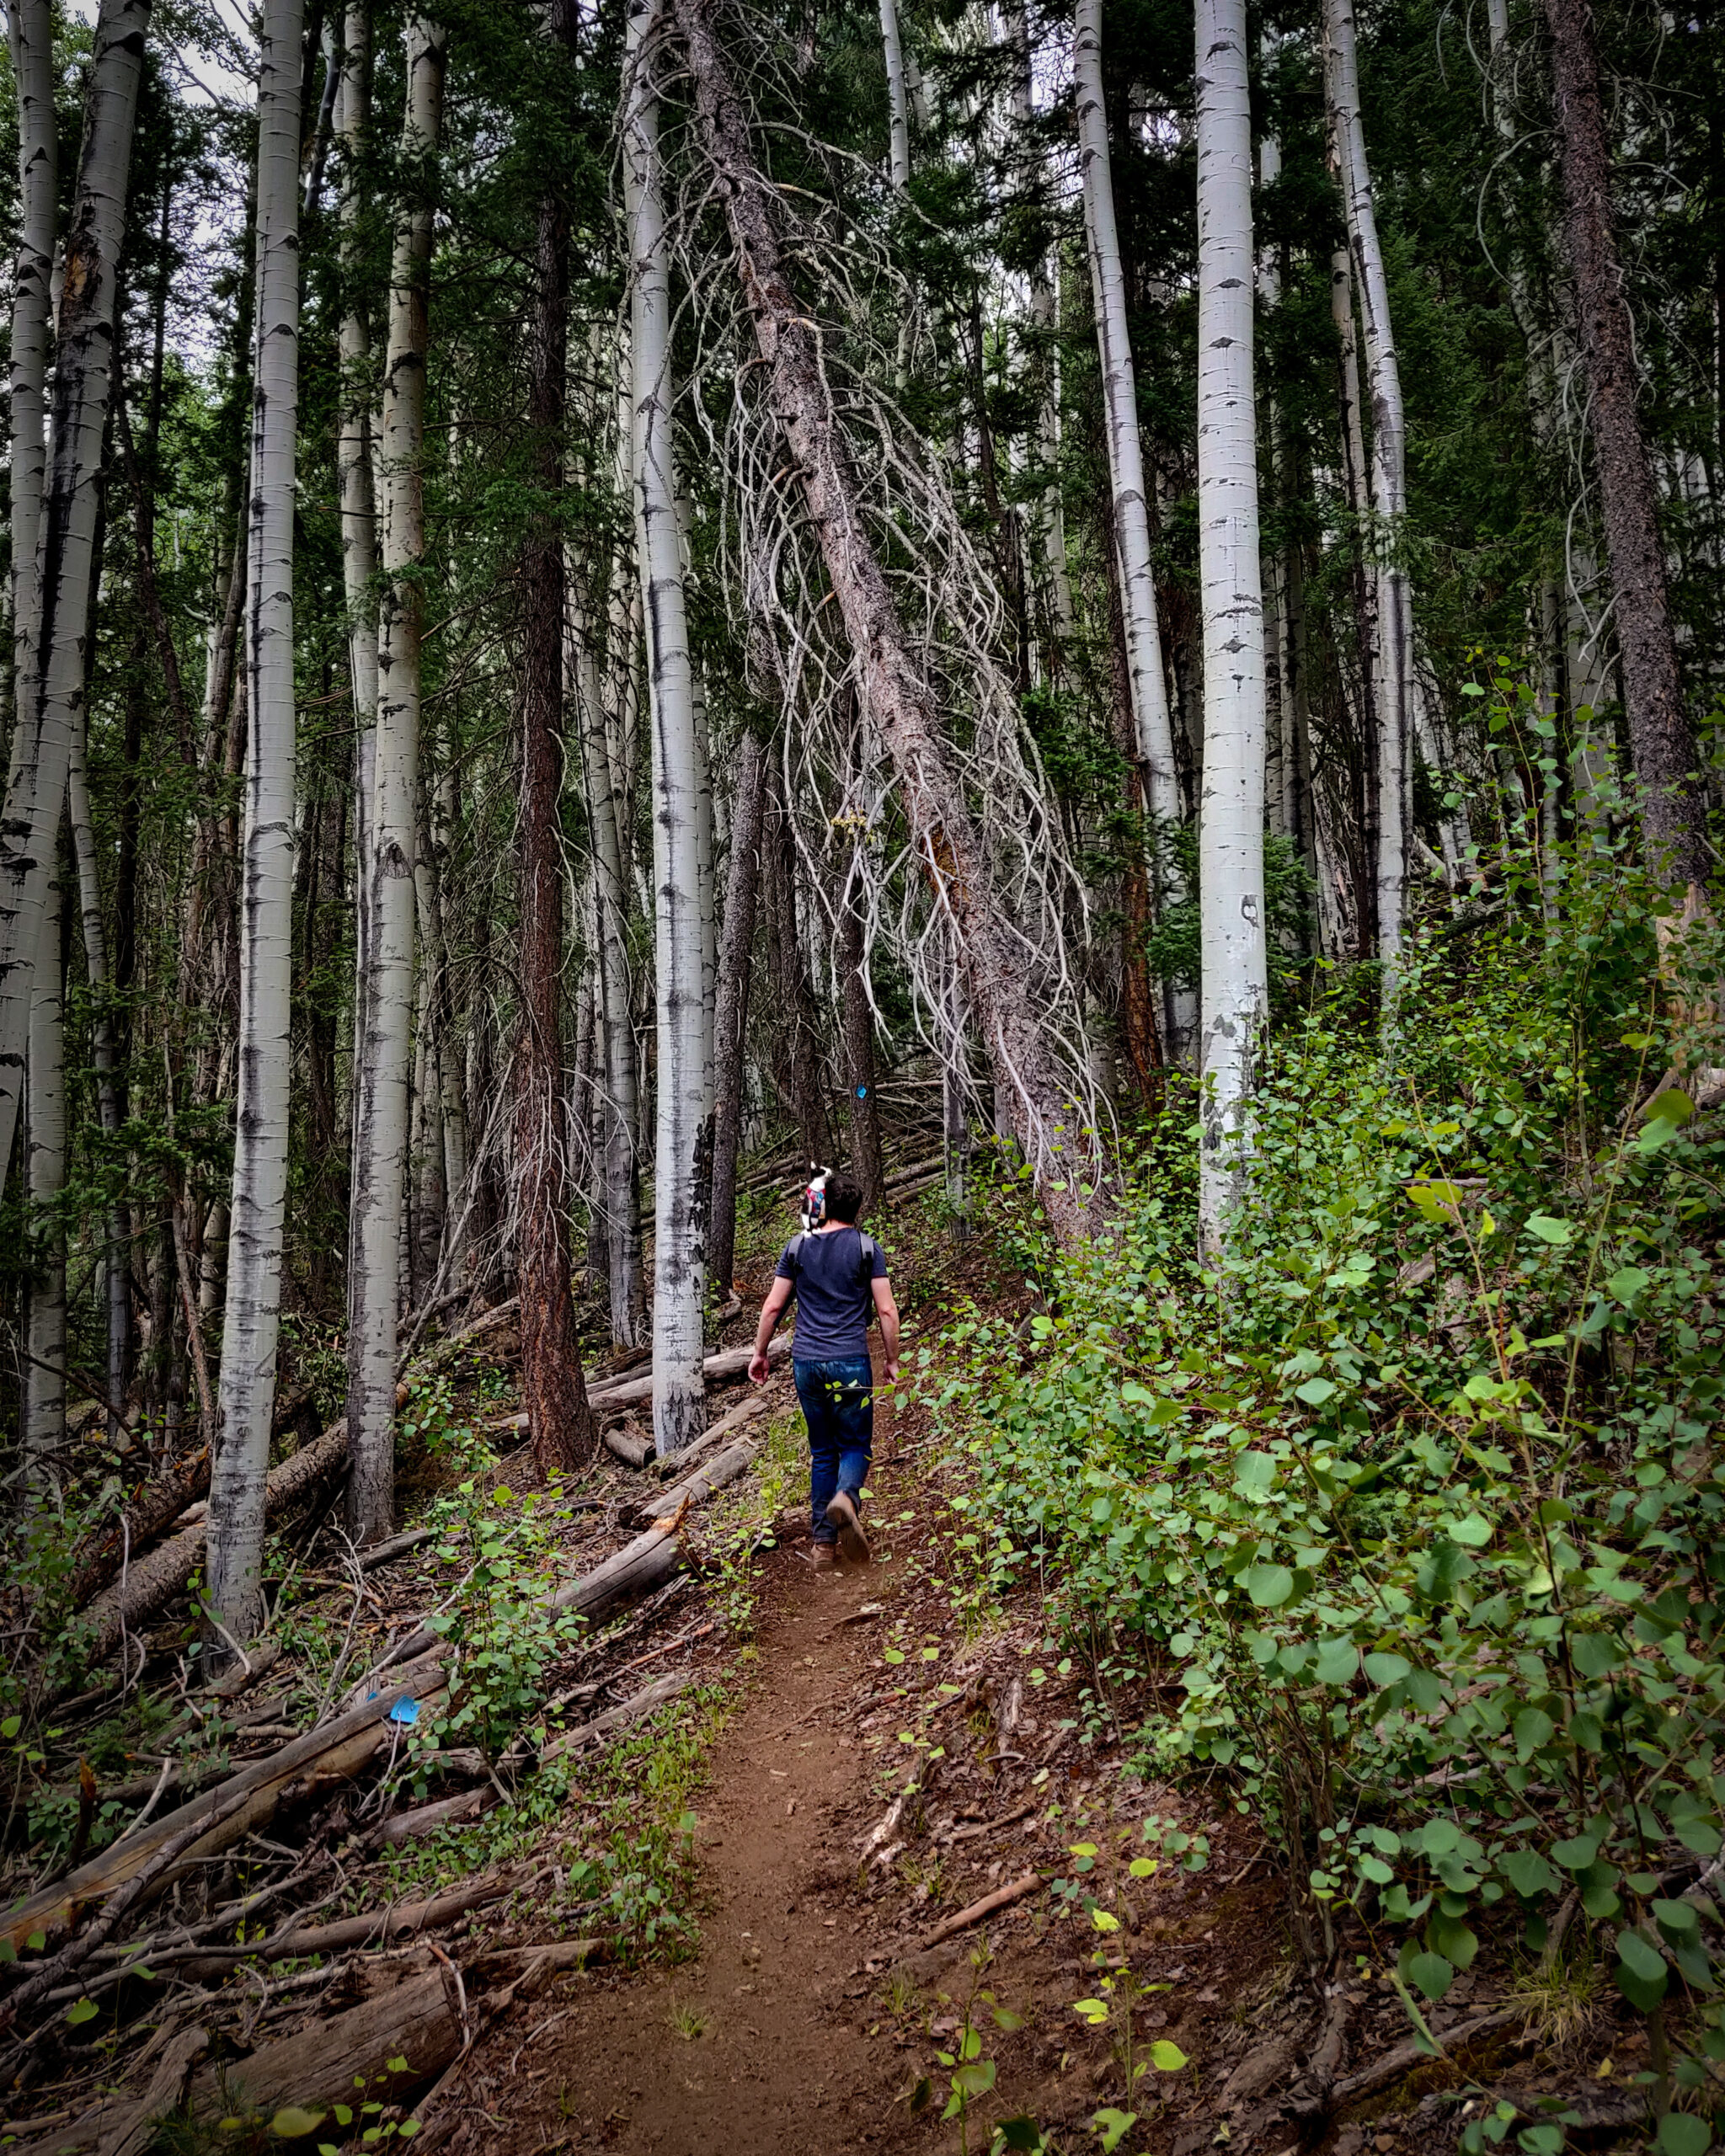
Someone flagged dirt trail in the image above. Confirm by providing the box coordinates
[521,1541,903,2152]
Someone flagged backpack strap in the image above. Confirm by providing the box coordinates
[784,1231,809,1275]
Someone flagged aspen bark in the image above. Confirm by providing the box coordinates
[1072,0,1178,836]
[1323,0,1412,982]
[67,720,131,1431]
[5,0,55,742]
[627,0,709,1458]
[708,728,766,1295]
[673,0,1107,1249]
[25,874,67,1466]
[878,0,912,191]
[1195,0,1268,1257]
[0,0,150,1193]
[207,0,303,1643]
[573,580,646,1348]
[1541,0,1711,891]
[335,0,378,1139]
[346,13,445,1544]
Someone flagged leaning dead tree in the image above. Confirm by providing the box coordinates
[665,0,1107,1248]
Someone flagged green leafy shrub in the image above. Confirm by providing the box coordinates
[923,871,1724,2107]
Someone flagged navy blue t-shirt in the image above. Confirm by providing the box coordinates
[776,1226,889,1363]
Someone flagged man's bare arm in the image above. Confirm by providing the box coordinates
[873,1276,900,1381]
[749,1278,794,1383]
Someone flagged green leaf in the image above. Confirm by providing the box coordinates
[995,2119,1044,2153]
[1641,1087,1695,1127]
[270,2110,328,2140]
[1092,2109,1140,2153]
[1406,1951,1455,2002]
[0,1715,20,1739]
[1312,1639,1359,1684]
[953,2058,996,2099]
[1364,1652,1411,1685]
[385,2057,409,2075]
[1513,1708,1556,1761]
[26,1929,46,1952]
[1652,1899,1701,1945]
[1656,2114,1711,2156]
[1072,1998,1110,2025]
[1499,1850,1559,1899]
[1245,1565,1295,1609]
[1615,1929,1669,2009]
[1236,1452,1277,1493]
[1447,1514,1493,1547]
[1149,2041,1189,2071]
[1525,1214,1573,1246]
[1295,1378,1337,1408]
[1605,1267,1650,1304]
[64,1998,100,2027]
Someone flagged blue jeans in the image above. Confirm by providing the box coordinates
[794,1356,873,1545]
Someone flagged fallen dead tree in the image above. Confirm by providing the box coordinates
[14,1967,468,2156]
[13,1505,719,1956]
[626,1422,768,1527]
[670,0,1109,1251]
[41,1305,525,1705]
[2,1656,450,1956]
[484,1335,788,1434]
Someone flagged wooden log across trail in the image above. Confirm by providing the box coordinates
[15,1970,465,2156]
[604,1423,654,1468]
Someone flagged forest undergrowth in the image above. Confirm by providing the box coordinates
[917,857,1725,2148]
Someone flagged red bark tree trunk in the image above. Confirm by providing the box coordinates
[515,184,596,1477]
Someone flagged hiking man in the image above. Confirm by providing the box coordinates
[748,1170,900,1570]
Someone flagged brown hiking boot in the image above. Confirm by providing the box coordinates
[824,1491,872,1566]
[808,1541,837,1572]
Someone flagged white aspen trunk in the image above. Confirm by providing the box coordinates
[572,573,647,1345]
[675,483,718,1127]
[0,0,149,1192]
[1257,125,1287,842]
[1195,0,1268,1258]
[336,0,378,1097]
[1323,0,1411,987]
[1074,0,1194,1064]
[878,0,912,190]
[67,719,130,1432]
[24,873,66,1467]
[626,0,708,1457]
[207,0,303,1643]
[1073,0,1178,823]
[1004,0,1075,659]
[5,0,55,745]
[345,13,445,1545]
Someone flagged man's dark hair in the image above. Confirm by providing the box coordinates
[822,1171,864,1223]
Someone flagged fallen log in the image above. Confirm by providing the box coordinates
[14,1970,465,2156]
[374,1514,686,1676]
[604,1424,654,1470]
[379,1787,490,1846]
[537,1672,692,1764]
[654,1390,772,1478]
[587,1333,788,1409]
[149,1869,523,1975]
[486,1336,789,1433]
[628,1429,766,1528]
[52,1305,520,1641]
[1300,2004,1526,2112]
[3,1655,449,1956]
